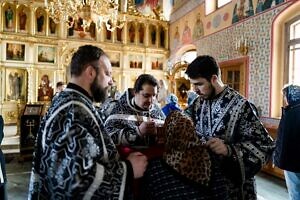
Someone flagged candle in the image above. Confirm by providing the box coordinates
[44,0,48,7]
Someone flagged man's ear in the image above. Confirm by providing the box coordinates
[85,65,97,81]
[210,75,218,83]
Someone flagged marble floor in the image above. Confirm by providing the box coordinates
[5,157,289,200]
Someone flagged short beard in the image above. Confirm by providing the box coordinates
[207,83,216,100]
[91,78,107,103]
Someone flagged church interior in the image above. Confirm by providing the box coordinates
[0,0,299,199]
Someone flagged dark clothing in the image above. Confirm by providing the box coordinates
[273,102,300,172]
[104,89,165,146]
[185,86,274,199]
[0,115,7,200]
[142,159,228,200]
[28,83,133,199]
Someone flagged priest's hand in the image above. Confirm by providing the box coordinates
[206,137,229,156]
[138,121,157,136]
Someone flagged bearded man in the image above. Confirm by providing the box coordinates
[185,55,275,200]
[28,45,148,200]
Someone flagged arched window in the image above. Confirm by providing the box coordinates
[181,50,197,64]
[286,16,300,85]
[271,1,300,117]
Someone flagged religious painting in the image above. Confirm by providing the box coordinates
[138,24,145,44]
[129,54,143,69]
[232,0,254,24]
[128,22,136,43]
[37,71,54,101]
[49,17,58,35]
[159,26,165,48]
[37,45,56,63]
[172,26,180,49]
[18,5,29,33]
[5,68,27,102]
[135,0,161,17]
[6,43,25,61]
[255,0,285,14]
[149,25,157,45]
[151,57,164,70]
[67,17,96,40]
[3,3,16,32]
[107,52,120,68]
[182,21,192,45]
[36,8,46,35]
[175,77,190,103]
[116,27,123,42]
[23,104,43,116]
[192,13,204,40]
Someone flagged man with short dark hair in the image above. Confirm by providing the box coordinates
[185,55,275,199]
[104,74,165,147]
[28,45,148,199]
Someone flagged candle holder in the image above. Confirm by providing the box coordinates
[235,37,249,55]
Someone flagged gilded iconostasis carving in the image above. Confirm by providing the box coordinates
[0,0,169,125]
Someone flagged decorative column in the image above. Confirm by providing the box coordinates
[27,66,36,103]
[145,23,149,47]
[165,26,169,49]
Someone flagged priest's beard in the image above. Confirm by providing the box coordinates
[206,84,216,100]
[91,77,107,103]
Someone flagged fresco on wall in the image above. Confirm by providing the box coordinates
[182,21,192,45]
[255,0,284,14]
[169,0,286,52]
[193,13,204,40]
[173,26,180,49]
[232,0,254,24]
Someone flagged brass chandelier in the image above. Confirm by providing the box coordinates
[44,0,125,32]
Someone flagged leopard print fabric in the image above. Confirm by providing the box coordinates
[163,110,211,185]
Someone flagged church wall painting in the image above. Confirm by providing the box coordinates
[37,70,54,101]
[107,52,120,68]
[150,56,164,70]
[170,0,287,47]
[135,0,161,16]
[37,45,56,64]
[5,68,27,102]
[17,5,30,33]
[3,3,16,32]
[129,54,143,69]
[6,43,25,61]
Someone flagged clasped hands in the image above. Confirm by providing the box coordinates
[138,121,157,137]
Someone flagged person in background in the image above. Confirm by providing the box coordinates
[161,93,182,117]
[104,74,165,148]
[186,90,198,107]
[0,115,7,200]
[53,81,65,97]
[273,84,300,200]
[157,79,168,107]
[185,55,274,199]
[28,45,148,199]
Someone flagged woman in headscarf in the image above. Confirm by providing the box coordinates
[274,84,300,200]
[162,93,182,117]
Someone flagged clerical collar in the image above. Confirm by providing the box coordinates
[67,83,93,101]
